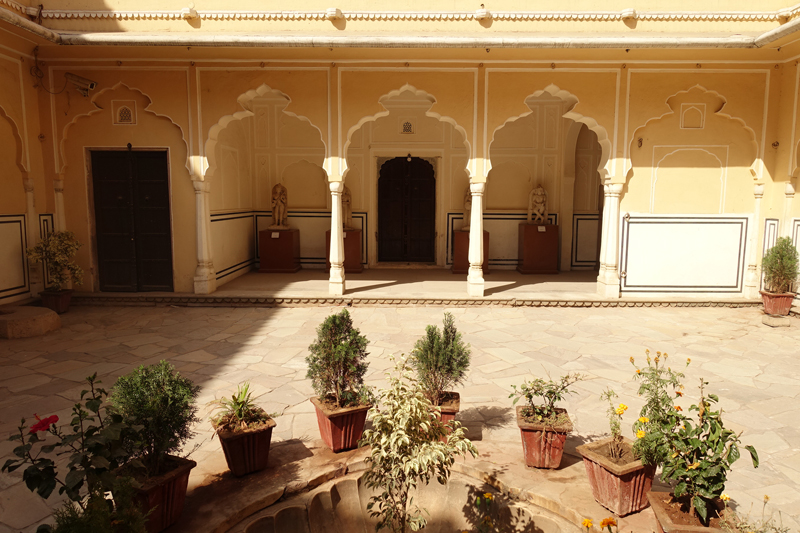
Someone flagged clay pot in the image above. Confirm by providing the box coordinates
[310,397,370,453]
[39,290,73,314]
[760,290,796,316]
[648,491,725,533]
[436,391,460,442]
[215,418,277,477]
[576,437,656,516]
[135,456,196,533]
[516,405,571,469]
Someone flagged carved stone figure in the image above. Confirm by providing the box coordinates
[527,184,548,224]
[342,185,354,230]
[462,186,472,232]
[269,183,289,229]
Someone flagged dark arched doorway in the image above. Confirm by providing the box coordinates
[378,156,435,263]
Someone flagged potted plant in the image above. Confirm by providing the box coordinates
[360,355,477,533]
[110,360,201,533]
[509,372,583,469]
[306,309,372,452]
[26,230,83,314]
[210,381,276,477]
[648,378,759,532]
[760,236,799,316]
[410,312,470,432]
[576,388,656,516]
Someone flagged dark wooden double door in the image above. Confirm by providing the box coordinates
[91,150,173,292]
[378,157,436,263]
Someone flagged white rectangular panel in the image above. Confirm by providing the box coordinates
[0,215,28,301]
[211,213,255,284]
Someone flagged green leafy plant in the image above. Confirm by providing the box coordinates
[209,382,272,433]
[601,388,628,460]
[720,494,792,533]
[762,236,799,294]
[630,350,689,467]
[509,372,584,424]
[661,378,759,524]
[45,478,147,533]
[410,312,471,407]
[306,309,370,408]
[110,360,200,477]
[360,355,477,533]
[26,230,84,291]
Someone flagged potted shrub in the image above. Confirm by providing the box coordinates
[509,372,583,469]
[110,360,201,533]
[210,381,276,477]
[360,354,477,532]
[306,309,372,452]
[410,312,470,431]
[576,388,655,516]
[760,236,799,316]
[648,378,759,532]
[26,230,83,314]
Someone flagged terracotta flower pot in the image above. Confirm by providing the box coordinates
[135,456,197,533]
[760,290,796,316]
[648,491,725,533]
[576,437,656,516]
[516,405,571,469]
[39,290,73,314]
[436,391,460,442]
[215,418,277,477]
[310,397,370,453]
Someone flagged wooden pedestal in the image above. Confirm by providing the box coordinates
[259,228,301,273]
[452,230,489,275]
[325,229,364,273]
[517,223,558,274]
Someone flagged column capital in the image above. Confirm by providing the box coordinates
[329,181,345,194]
[23,177,34,193]
[754,183,765,199]
[786,180,796,198]
[604,183,624,197]
[193,179,211,193]
[469,182,486,195]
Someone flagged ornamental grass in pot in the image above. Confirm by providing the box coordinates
[210,382,276,477]
[410,312,470,433]
[509,372,583,469]
[760,236,799,316]
[306,309,373,452]
[26,231,83,314]
[110,361,201,533]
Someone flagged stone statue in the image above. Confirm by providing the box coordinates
[269,183,289,229]
[527,184,548,224]
[342,185,354,230]
[462,186,472,232]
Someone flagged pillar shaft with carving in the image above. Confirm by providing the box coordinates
[329,181,345,296]
[744,183,765,299]
[24,176,44,295]
[782,179,796,238]
[193,179,217,294]
[54,177,66,232]
[467,182,485,298]
[596,183,623,298]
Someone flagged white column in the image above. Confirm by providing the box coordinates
[596,183,623,298]
[782,179,796,238]
[596,184,611,278]
[24,176,43,295]
[329,181,345,296]
[192,179,217,294]
[559,175,576,272]
[744,183,765,299]
[53,177,66,232]
[467,182,485,298]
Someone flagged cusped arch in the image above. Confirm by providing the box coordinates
[0,104,27,176]
[59,82,191,177]
[342,84,473,180]
[205,84,326,182]
[489,83,612,181]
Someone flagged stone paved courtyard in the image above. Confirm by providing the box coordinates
[1,304,799,532]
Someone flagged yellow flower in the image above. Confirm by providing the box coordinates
[636,369,641,374]
[672,452,679,458]
[676,391,684,397]
[687,358,691,364]
[483,492,493,502]
[720,493,730,502]
[582,518,593,529]
[630,356,635,364]
[615,407,625,415]
[482,516,493,527]
[688,462,700,470]
[764,495,770,502]
[600,517,618,528]
[637,430,646,439]
[639,417,649,423]
[654,356,660,364]
[675,405,683,411]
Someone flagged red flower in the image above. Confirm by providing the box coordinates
[29,415,58,434]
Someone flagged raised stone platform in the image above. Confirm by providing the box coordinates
[0,306,60,339]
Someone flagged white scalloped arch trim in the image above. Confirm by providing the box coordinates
[0,104,28,175]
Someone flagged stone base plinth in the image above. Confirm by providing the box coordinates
[517,223,559,274]
[259,228,301,273]
[0,306,61,339]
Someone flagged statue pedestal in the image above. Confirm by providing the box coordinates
[325,229,363,273]
[517,223,559,274]
[259,228,301,273]
[452,230,489,274]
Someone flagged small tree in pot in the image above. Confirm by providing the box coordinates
[760,236,799,316]
[110,361,200,533]
[306,309,372,452]
[26,231,83,314]
[509,372,583,469]
[410,312,470,430]
[210,382,276,477]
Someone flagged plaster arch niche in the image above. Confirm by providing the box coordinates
[0,106,27,214]
[344,85,470,267]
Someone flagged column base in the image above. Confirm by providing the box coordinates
[467,266,484,298]
[329,265,345,296]
[596,271,620,298]
[194,264,217,294]
[743,267,760,299]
